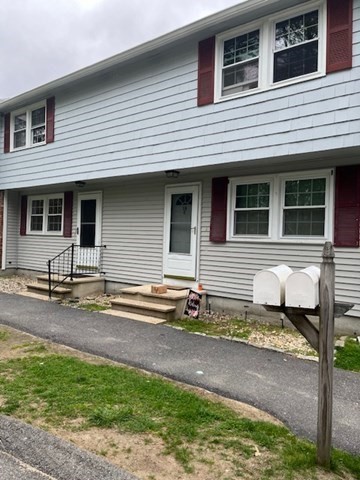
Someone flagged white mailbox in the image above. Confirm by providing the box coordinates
[285,266,320,309]
[253,265,293,306]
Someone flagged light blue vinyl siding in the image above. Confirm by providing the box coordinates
[102,178,164,285]
[1,1,360,317]
[0,0,359,189]
[4,191,19,269]
[5,170,360,316]
[198,172,360,319]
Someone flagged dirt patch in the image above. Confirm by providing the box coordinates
[56,428,278,480]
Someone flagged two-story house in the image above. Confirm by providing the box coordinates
[0,0,359,325]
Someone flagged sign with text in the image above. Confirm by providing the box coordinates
[184,290,202,319]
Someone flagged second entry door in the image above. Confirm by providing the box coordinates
[76,192,102,272]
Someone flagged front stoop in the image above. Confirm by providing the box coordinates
[26,275,105,299]
[110,284,189,323]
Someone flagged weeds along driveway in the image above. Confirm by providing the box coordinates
[0,292,359,456]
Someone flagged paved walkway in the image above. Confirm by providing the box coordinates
[0,292,359,463]
[0,416,138,480]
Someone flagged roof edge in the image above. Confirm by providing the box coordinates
[0,0,280,111]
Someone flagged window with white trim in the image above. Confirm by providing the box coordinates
[274,10,319,83]
[222,29,260,96]
[234,181,270,235]
[282,177,326,236]
[216,1,325,101]
[11,102,46,151]
[228,170,333,242]
[28,194,64,235]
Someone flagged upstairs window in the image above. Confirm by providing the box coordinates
[28,194,64,235]
[222,29,260,96]
[215,1,325,101]
[11,103,46,151]
[4,97,55,153]
[274,10,319,83]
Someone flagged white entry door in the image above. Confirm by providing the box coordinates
[76,192,102,273]
[163,184,200,281]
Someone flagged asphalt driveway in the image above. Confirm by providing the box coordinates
[0,292,359,457]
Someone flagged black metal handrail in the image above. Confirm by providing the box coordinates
[47,243,106,299]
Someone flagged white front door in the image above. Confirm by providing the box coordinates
[76,192,102,273]
[163,184,200,281]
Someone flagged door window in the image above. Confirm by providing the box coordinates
[169,193,193,254]
[80,199,96,247]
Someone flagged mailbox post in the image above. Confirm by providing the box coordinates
[253,242,352,468]
[317,242,335,467]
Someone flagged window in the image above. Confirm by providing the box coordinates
[28,194,64,235]
[215,1,325,101]
[222,29,260,96]
[11,103,46,151]
[234,182,270,235]
[282,177,326,236]
[274,10,319,83]
[228,170,333,242]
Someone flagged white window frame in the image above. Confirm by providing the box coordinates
[215,0,326,102]
[10,101,46,152]
[27,194,64,236]
[279,170,333,242]
[228,175,275,240]
[228,169,333,243]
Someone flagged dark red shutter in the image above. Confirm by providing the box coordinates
[46,97,55,143]
[210,177,228,242]
[334,166,360,247]
[326,0,353,73]
[4,113,10,153]
[63,191,73,238]
[20,196,27,236]
[198,37,215,106]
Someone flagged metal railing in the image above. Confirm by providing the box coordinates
[47,243,106,299]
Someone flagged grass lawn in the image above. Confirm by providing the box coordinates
[335,338,360,373]
[0,326,359,480]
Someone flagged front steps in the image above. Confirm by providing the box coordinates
[26,275,105,299]
[110,284,189,323]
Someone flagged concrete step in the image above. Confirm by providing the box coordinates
[26,283,72,300]
[101,309,166,325]
[111,298,176,321]
[34,275,105,298]
[120,285,189,318]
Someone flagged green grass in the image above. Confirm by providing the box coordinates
[335,338,360,372]
[0,353,358,478]
[169,317,305,343]
[76,303,109,312]
[169,318,253,340]
[0,330,10,341]
[11,342,48,353]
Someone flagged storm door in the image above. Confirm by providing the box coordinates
[163,185,199,281]
[76,192,102,273]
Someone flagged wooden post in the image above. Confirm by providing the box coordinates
[317,241,335,467]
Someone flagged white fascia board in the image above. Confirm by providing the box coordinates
[0,0,285,112]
